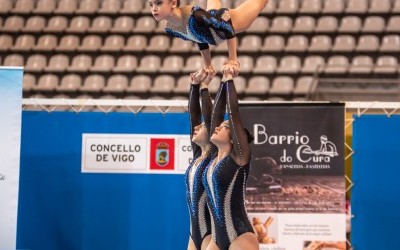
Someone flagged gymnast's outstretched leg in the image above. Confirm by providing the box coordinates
[221,0,270,76]
[206,0,222,11]
[229,0,269,33]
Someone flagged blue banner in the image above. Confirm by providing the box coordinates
[352,115,400,250]
[0,67,23,250]
[18,112,190,250]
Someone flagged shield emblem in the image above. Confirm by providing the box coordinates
[150,138,175,170]
[156,142,169,167]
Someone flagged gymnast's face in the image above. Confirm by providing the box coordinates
[211,121,231,145]
[148,0,175,21]
[192,123,208,145]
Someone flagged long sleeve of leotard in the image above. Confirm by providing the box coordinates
[209,81,226,157]
[225,79,251,166]
[189,84,202,159]
[201,88,213,139]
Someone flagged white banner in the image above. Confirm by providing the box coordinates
[0,67,23,249]
[82,133,192,174]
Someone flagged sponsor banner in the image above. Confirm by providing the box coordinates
[0,67,23,250]
[82,134,192,174]
[352,115,400,250]
[240,103,346,249]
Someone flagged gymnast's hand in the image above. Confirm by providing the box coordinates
[201,69,214,89]
[190,69,208,85]
[203,65,216,80]
[222,59,240,78]
[222,67,234,82]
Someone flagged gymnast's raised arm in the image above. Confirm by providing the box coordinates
[188,81,202,159]
[225,78,251,166]
[209,80,227,157]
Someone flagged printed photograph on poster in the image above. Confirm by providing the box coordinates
[303,240,346,250]
[245,137,345,214]
[250,214,278,245]
[247,171,345,214]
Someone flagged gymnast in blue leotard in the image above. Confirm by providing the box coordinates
[185,69,215,250]
[147,0,270,77]
[203,70,258,250]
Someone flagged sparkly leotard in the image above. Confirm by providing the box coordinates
[185,84,213,249]
[203,80,254,250]
[165,5,236,50]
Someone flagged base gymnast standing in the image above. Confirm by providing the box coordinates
[147,0,269,76]
[186,69,216,250]
[202,68,257,250]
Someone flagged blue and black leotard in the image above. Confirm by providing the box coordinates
[165,5,236,51]
[185,83,213,249]
[202,80,254,250]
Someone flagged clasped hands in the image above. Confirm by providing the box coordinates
[191,59,240,85]
[190,67,215,86]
